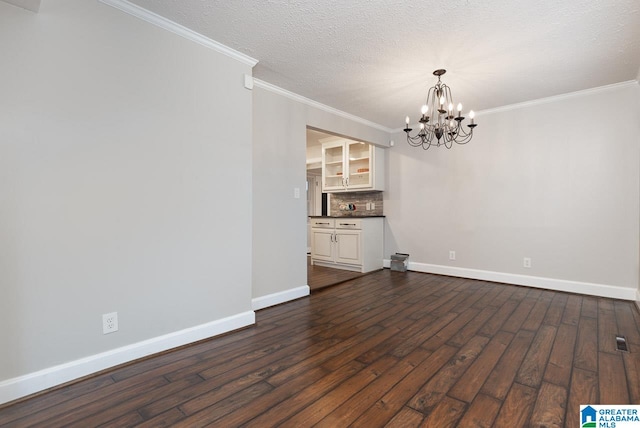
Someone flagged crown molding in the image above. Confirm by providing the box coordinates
[390,80,639,133]
[478,80,638,116]
[253,78,393,134]
[1,0,40,12]
[98,0,258,67]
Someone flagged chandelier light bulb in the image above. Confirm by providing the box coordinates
[457,103,462,113]
[440,96,445,105]
[421,104,428,115]
[469,110,475,125]
[419,123,425,130]
[405,116,410,125]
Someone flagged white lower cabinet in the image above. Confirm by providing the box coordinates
[310,227,334,262]
[334,229,361,265]
[310,217,383,273]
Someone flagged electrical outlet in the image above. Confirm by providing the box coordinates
[371,202,375,210]
[449,250,456,261]
[102,312,118,334]
[523,257,532,268]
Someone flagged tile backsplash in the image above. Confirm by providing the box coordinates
[330,191,383,216]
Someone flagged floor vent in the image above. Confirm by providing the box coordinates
[616,335,629,352]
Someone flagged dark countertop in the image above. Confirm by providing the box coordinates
[309,215,385,218]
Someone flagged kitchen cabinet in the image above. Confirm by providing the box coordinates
[322,140,384,192]
[310,217,384,273]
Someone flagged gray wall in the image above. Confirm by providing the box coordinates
[385,83,640,295]
[0,0,252,382]
[251,85,390,301]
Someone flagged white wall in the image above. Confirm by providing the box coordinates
[306,141,322,161]
[385,82,640,298]
[251,83,390,307]
[0,0,253,402]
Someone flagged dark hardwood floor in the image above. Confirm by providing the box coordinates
[307,255,367,290]
[1,269,639,427]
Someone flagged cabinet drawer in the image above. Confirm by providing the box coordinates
[310,218,335,228]
[335,219,361,230]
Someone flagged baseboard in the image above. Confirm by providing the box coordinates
[252,286,310,311]
[383,259,637,301]
[311,260,363,272]
[636,289,640,313]
[0,311,255,406]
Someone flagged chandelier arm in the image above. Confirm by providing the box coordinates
[424,129,435,144]
[452,131,474,145]
[406,133,425,147]
[424,131,437,148]
[459,132,475,145]
[405,132,433,150]
[456,123,475,138]
[442,128,455,149]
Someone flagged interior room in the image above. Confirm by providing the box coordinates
[1,0,639,426]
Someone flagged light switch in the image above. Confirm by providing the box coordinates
[294,187,300,199]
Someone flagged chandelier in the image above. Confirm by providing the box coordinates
[404,69,477,150]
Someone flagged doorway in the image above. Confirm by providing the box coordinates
[306,127,367,290]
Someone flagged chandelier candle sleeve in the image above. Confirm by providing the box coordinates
[404,69,477,150]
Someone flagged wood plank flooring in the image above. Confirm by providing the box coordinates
[2,270,640,427]
[307,255,367,290]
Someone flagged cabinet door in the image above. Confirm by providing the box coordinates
[334,230,362,265]
[345,142,373,190]
[311,229,334,262]
[321,142,345,191]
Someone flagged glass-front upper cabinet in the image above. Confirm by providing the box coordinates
[321,139,384,193]
[321,141,345,191]
[346,141,373,189]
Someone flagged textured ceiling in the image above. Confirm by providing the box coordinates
[128,0,640,129]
